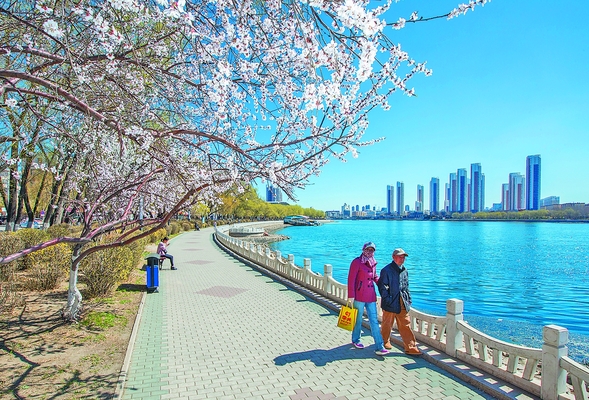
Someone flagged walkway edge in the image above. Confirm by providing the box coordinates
[113,290,147,400]
[213,232,539,400]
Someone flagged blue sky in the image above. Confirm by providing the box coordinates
[264,0,589,212]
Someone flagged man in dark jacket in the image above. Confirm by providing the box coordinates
[377,248,421,355]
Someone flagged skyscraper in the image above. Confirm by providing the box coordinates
[470,163,485,213]
[526,155,541,210]
[448,173,457,212]
[415,184,424,212]
[456,168,468,213]
[386,185,394,214]
[265,183,282,202]
[430,177,440,214]
[509,173,525,211]
[396,181,404,215]
[502,183,509,211]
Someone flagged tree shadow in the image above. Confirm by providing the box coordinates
[117,283,145,292]
[274,343,405,367]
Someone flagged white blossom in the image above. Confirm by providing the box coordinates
[42,19,64,38]
[5,98,17,108]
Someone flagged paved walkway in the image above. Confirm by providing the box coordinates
[118,228,496,400]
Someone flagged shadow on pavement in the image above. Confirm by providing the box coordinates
[274,344,411,367]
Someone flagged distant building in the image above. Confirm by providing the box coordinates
[470,163,485,213]
[386,185,394,214]
[501,183,510,211]
[526,155,541,210]
[396,181,404,215]
[430,177,440,214]
[265,183,282,202]
[491,203,502,211]
[540,196,560,207]
[509,172,525,211]
[415,184,424,212]
[456,168,468,213]
[325,210,341,218]
[448,172,457,212]
[341,203,351,218]
[444,182,450,213]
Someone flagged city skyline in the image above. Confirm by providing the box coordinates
[335,155,545,215]
[262,0,589,212]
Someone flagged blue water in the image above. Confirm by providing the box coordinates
[269,220,589,362]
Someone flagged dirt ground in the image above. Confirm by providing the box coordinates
[0,267,145,399]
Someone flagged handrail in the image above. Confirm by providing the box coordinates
[214,225,589,400]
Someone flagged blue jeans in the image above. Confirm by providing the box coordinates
[352,300,384,350]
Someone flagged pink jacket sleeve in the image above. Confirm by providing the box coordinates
[347,258,359,298]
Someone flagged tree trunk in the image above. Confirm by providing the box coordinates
[62,247,83,321]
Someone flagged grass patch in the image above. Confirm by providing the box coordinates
[80,311,125,331]
[80,354,102,368]
[81,333,106,343]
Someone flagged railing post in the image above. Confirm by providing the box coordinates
[541,325,568,400]
[324,264,333,295]
[446,298,464,356]
[265,247,271,267]
[303,258,311,285]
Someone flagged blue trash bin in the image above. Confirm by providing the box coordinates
[145,254,160,292]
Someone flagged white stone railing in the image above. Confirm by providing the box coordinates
[215,226,589,400]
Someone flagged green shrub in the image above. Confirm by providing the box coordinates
[46,223,76,239]
[14,228,50,271]
[25,243,72,291]
[148,228,166,244]
[166,222,181,236]
[0,232,22,281]
[80,246,134,298]
[181,221,192,231]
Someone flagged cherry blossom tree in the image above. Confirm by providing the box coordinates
[0,0,490,319]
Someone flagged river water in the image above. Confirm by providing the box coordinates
[269,219,589,362]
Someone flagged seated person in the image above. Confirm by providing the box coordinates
[157,237,177,270]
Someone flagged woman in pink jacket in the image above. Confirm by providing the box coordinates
[347,242,389,356]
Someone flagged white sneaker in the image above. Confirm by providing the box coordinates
[375,348,390,356]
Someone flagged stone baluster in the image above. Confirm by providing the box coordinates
[304,258,311,285]
[265,247,271,268]
[541,325,568,400]
[445,299,464,356]
[324,264,333,296]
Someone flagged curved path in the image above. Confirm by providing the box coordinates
[118,228,495,399]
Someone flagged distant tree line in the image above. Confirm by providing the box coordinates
[450,208,588,220]
[206,186,325,222]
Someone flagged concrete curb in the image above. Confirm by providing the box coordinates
[113,290,147,400]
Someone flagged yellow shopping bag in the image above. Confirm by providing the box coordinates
[337,301,357,331]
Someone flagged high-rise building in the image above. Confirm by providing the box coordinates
[526,155,541,210]
[415,184,424,212]
[470,163,485,213]
[448,173,457,212]
[501,183,509,211]
[444,182,450,213]
[386,185,394,214]
[396,181,404,215]
[456,168,468,213]
[430,177,440,214]
[509,173,526,210]
[266,183,282,202]
[341,203,351,217]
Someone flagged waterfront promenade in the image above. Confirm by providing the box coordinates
[117,228,505,399]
